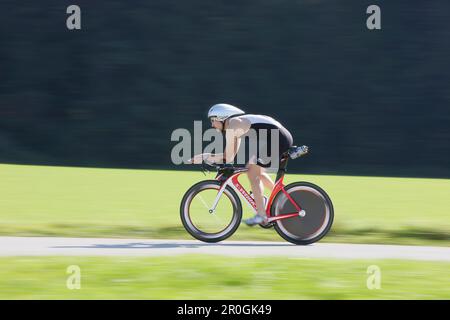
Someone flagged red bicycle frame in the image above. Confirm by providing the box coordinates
[212,161,303,223]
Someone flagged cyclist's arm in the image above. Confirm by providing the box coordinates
[189,152,226,164]
[222,117,249,163]
[190,118,249,164]
[223,135,239,164]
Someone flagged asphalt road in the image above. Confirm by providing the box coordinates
[0,237,449,261]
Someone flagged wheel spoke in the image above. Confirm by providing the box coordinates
[211,211,224,224]
[197,194,211,210]
[197,191,225,224]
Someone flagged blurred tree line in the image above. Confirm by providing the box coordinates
[0,0,449,177]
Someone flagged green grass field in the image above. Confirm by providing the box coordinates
[0,255,448,299]
[0,164,449,246]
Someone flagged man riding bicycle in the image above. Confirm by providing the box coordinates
[190,103,294,226]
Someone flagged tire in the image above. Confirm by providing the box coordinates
[270,182,334,245]
[180,180,242,243]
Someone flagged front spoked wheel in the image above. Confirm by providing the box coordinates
[180,180,242,243]
[271,182,334,245]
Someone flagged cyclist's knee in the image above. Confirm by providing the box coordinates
[247,164,260,176]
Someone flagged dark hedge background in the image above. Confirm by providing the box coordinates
[1,0,449,177]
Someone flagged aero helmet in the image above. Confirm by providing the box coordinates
[207,104,245,122]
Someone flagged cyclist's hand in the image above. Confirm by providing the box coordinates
[189,153,212,164]
[188,154,203,164]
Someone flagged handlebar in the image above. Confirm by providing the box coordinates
[188,145,309,175]
[185,158,244,176]
[200,161,244,174]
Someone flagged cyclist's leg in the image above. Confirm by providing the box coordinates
[260,170,274,190]
[246,163,266,218]
[244,128,274,225]
[257,127,290,191]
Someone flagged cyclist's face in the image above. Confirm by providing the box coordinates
[210,119,223,131]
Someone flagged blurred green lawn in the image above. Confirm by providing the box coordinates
[0,255,448,299]
[0,164,449,245]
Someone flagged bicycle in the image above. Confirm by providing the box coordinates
[180,146,334,245]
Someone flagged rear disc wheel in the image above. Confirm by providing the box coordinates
[271,182,334,245]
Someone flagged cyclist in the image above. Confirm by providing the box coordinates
[190,103,294,226]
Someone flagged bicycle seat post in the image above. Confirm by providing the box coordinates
[275,156,289,183]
